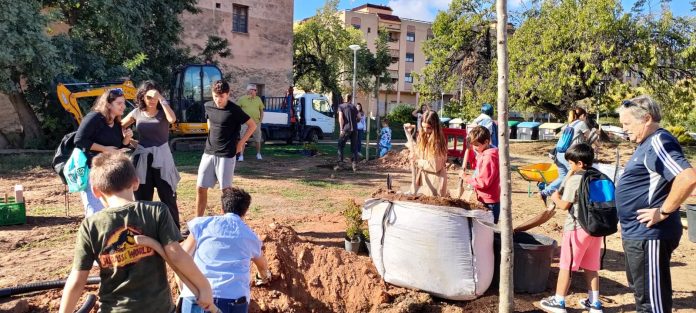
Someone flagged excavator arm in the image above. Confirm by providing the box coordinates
[56,80,137,125]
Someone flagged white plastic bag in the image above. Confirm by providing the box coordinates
[362,199,494,300]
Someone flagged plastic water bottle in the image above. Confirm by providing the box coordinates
[14,185,23,203]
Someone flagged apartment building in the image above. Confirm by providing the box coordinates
[338,4,436,115]
[179,0,294,99]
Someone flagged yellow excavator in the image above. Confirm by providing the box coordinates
[56,80,138,126]
[56,64,224,149]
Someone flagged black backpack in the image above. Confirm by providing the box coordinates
[52,131,78,185]
[573,167,619,237]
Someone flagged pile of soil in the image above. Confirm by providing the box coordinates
[250,224,390,312]
[371,149,411,170]
[369,188,484,210]
[249,223,536,313]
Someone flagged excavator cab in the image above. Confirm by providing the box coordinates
[169,64,223,136]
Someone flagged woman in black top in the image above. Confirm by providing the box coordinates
[74,88,133,216]
[122,81,181,228]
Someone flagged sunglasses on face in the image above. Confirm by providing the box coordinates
[621,100,636,108]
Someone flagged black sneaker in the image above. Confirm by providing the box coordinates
[578,298,604,313]
[538,296,567,313]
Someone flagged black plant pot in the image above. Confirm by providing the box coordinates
[344,236,362,253]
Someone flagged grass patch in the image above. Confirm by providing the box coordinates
[19,227,77,251]
[279,188,308,200]
[298,178,345,189]
[0,153,52,175]
[173,151,202,167]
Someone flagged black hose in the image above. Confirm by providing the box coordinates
[0,276,100,298]
[75,293,97,313]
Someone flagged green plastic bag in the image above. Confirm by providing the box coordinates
[63,148,90,193]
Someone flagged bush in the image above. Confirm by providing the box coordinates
[386,103,416,125]
[343,199,363,240]
[665,126,695,146]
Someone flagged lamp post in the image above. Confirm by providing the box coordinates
[348,44,362,160]
[440,91,445,117]
[349,45,361,107]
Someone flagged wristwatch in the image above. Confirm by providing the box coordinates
[659,207,670,216]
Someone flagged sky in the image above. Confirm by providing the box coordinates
[294,0,694,22]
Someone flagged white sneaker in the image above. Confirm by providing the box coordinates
[256,153,262,160]
[238,154,244,162]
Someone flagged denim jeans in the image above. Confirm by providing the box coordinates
[181,297,248,313]
[542,151,569,196]
[80,181,104,217]
[483,202,500,224]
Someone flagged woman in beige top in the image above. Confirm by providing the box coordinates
[405,110,448,196]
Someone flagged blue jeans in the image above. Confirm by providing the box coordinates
[181,297,248,313]
[541,152,569,196]
[80,181,104,217]
[483,203,500,224]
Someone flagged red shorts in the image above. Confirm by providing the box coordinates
[559,228,602,271]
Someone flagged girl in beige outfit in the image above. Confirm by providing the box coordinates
[405,110,449,197]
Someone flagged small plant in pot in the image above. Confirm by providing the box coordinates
[343,199,363,253]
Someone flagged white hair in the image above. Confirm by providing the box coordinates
[246,84,257,91]
[617,95,662,122]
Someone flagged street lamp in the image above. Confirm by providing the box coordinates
[349,44,361,107]
[440,91,445,117]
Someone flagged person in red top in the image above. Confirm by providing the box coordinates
[462,126,501,223]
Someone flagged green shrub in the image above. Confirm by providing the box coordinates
[665,126,695,146]
[387,103,416,125]
[343,199,363,240]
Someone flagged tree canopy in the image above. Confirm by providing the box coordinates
[419,0,694,125]
[0,0,225,147]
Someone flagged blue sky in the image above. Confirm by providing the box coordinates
[294,0,694,22]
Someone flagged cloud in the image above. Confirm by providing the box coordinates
[387,0,453,21]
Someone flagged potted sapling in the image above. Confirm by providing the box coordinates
[343,200,362,253]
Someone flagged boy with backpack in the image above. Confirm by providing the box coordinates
[516,143,616,313]
[59,152,214,313]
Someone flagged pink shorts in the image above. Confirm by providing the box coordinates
[559,228,602,272]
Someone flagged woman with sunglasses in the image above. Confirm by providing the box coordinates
[122,81,181,228]
[74,88,134,216]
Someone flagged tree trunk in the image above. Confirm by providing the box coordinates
[7,92,43,147]
[496,0,513,312]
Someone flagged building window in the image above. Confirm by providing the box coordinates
[388,32,399,42]
[404,73,413,83]
[391,56,399,63]
[233,4,248,33]
[405,53,414,62]
[406,32,415,42]
[367,27,371,33]
[352,24,361,29]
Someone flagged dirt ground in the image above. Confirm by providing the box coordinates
[1,141,695,312]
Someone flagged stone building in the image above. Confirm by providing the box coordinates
[179,0,294,99]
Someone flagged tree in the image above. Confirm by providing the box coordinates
[416,0,497,119]
[0,0,70,147]
[355,28,394,119]
[1,0,210,147]
[293,0,364,106]
[495,0,513,311]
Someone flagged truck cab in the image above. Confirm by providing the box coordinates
[261,93,335,143]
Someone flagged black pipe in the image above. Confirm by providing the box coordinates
[75,294,97,313]
[0,276,100,298]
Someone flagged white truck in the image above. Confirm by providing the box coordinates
[261,93,335,144]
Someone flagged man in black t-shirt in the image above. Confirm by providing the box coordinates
[337,94,359,171]
[195,80,256,217]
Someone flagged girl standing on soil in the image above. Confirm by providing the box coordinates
[121,81,181,228]
[356,103,366,157]
[405,110,448,196]
[74,89,133,216]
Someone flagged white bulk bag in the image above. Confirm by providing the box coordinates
[362,199,495,300]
